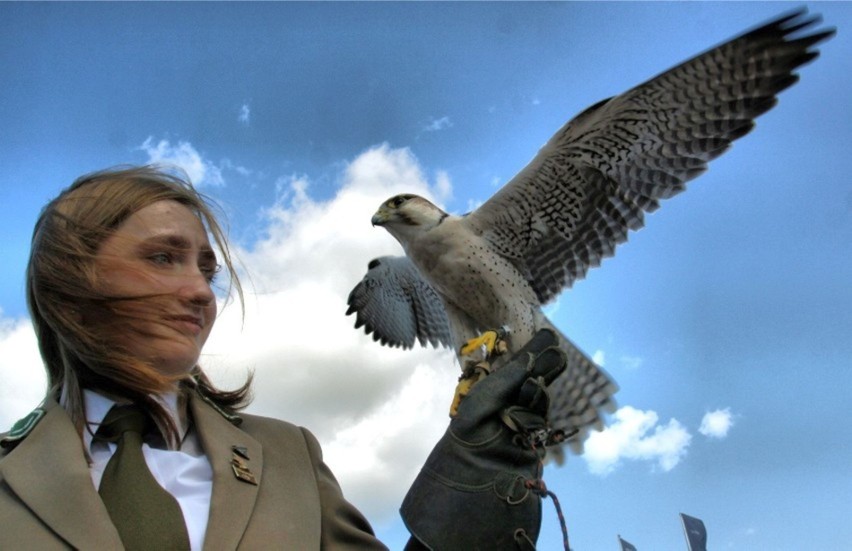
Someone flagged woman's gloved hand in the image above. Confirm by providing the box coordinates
[401,329,567,550]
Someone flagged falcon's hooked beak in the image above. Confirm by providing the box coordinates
[371,207,390,227]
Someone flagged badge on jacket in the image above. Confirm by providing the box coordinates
[1,408,46,450]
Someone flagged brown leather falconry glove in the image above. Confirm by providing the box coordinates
[401,329,567,550]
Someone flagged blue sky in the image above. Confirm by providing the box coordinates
[1,2,850,549]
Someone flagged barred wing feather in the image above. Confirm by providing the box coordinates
[465,9,834,305]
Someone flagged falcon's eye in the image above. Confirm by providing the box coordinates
[390,196,406,208]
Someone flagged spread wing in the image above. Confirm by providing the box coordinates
[346,256,453,349]
[464,9,834,305]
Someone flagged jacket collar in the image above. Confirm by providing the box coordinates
[0,399,123,549]
[189,391,263,550]
[1,394,264,550]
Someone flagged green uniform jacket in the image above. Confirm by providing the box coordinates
[0,394,388,550]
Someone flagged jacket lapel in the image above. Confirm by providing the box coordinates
[190,393,263,550]
[0,400,123,549]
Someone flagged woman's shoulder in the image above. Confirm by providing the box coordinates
[238,410,302,432]
[235,410,318,447]
[233,411,328,469]
[191,391,320,455]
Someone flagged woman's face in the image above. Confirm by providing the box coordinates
[92,200,219,377]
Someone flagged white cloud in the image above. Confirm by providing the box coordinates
[592,349,606,366]
[424,116,452,132]
[239,104,251,125]
[434,170,452,202]
[202,143,457,521]
[0,311,47,430]
[221,158,252,177]
[139,137,225,187]
[699,408,735,439]
[583,405,692,475]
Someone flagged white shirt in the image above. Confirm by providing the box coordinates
[83,390,213,551]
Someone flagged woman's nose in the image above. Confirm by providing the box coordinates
[178,270,215,306]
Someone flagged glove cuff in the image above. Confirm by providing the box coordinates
[401,463,541,549]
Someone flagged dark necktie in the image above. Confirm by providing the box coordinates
[96,405,191,551]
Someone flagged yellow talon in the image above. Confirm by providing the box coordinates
[449,362,492,417]
[460,330,500,357]
[449,377,475,417]
[451,329,509,416]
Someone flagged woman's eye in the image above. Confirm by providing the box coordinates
[202,263,222,283]
[149,252,173,265]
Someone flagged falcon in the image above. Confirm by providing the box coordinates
[347,9,833,454]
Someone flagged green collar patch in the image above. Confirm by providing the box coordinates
[196,391,243,426]
[1,408,46,449]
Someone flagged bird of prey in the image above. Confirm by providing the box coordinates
[347,9,834,454]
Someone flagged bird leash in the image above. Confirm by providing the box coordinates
[524,431,572,551]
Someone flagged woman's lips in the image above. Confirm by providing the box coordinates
[166,314,204,335]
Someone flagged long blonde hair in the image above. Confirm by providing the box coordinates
[27,165,252,444]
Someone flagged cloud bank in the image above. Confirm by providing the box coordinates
[0,312,46,428]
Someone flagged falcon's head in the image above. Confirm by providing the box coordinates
[372,194,447,245]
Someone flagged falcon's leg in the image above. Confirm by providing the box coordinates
[450,328,510,417]
[449,361,492,417]
[459,326,510,358]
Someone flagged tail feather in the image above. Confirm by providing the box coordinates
[538,318,618,459]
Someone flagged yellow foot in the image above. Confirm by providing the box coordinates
[449,362,492,417]
[460,329,502,357]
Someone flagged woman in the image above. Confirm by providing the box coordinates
[0,166,566,550]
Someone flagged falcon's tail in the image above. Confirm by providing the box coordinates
[537,317,618,462]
